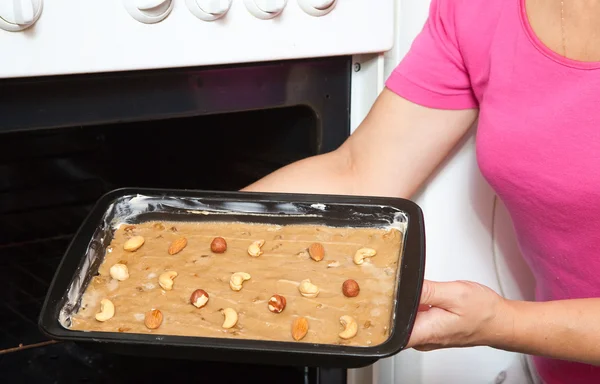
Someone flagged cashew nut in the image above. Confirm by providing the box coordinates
[353,248,377,265]
[158,271,178,291]
[109,263,129,281]
[298,279,319,298]
[229,272,251,291]
[338,315,358,339]
[95,299,115,322]
[247,240,265,257]
[221,307,238,329]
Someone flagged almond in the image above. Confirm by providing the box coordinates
[291,317,309,341]
[168,237,187,255]
[308,243,325,262]
[144,309,163,329]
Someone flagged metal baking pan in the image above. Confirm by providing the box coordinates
[39,188,425,369]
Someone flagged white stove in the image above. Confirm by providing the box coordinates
[0,0,392,78]
[0,1,536,383]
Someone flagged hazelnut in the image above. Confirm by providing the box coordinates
[268,294,286,313]
[342,279,360,297]
[144,309,163,329]
[109,263,129,281]
[190,289,209,308]
[308,243,325,262]
[210,237,227,253]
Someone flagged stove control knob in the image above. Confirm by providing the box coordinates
[244,0,287,20]
[186,0,232,21]
[123,0,174,24]
[297,0,336,16]
[0,0,43,32]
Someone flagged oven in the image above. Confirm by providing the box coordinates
[0,1,394,383]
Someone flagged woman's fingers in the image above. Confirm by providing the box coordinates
[419,280,463,309]
[406,306,447,348]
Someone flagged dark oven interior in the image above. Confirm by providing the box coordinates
[0,57,351,383]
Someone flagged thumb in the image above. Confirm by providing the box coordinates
[419,280,461,309]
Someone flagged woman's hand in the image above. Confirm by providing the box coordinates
[407,280,510,351]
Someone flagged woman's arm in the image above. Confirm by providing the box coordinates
[409,280,600,366]
[242,88,477,198]
[496,298,600,365]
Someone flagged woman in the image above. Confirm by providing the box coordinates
[242,0,600,383]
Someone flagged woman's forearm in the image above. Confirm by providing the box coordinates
[241,149,358,196]
[242,89,477,198]
[492,298,600,366]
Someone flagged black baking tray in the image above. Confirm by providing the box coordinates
[38,188,426,369]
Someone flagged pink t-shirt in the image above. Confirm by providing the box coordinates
[385,0,600,382]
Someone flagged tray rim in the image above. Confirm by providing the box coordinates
[38,187,425,366]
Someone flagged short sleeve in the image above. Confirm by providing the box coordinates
[385,0,478,109]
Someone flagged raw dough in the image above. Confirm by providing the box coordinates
[70,221,403,347]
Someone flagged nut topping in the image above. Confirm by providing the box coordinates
[229,272,251,291]
[308,243,325,262]
[158,271,178,291]
[123,235,145,252]
[210,237,227,253]
[247,240,265,257]
[338,315,358,339]
[144,309,163,329]
[190,289,209,308]
[298,279,319,298]
[291,317,309,341]
[327,260,340,268]
[268,294,286,313]
[95,299,115,322]
[221,308,238,329]
[342,279,360,297]
[353,248,377,265]
[109,263,129,281]
[168,237,188,255]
